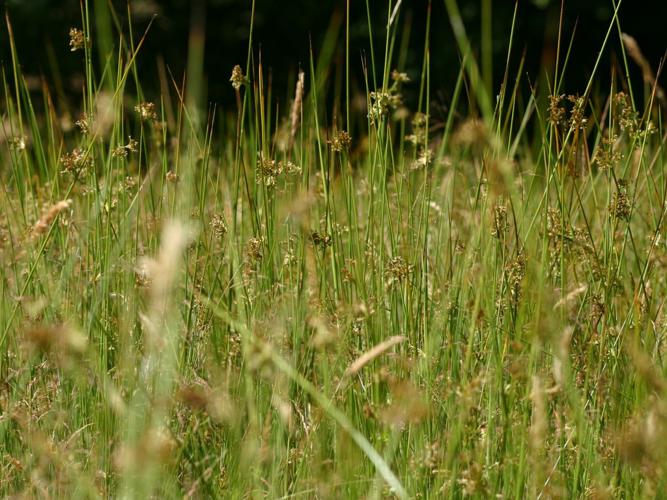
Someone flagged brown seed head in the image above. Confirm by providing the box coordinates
[134,102,157,121]
[230,65,246,90]
[69,28,88,51]
[32,199,72,236]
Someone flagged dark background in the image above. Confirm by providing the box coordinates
[2,0,667,111]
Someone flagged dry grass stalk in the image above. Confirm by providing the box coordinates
[622,33,666,105]
[288,71,305,149]
[345,335,405,375]
[32,200,72,236]
[553,284,587,310]
[138,220,194,348]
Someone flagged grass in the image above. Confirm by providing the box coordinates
[2,0,667,497]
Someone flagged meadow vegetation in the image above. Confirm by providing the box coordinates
[2,0,667,497]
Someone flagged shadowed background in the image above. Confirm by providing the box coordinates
[2,0,666,111]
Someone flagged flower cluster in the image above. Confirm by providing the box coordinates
[246,237,263,263]
[61,148,93,175]
[406,112,428,146]
[33,200,73,236]
[385,256,413,287]
[112,136,139,158]
[491,204,508,239]
[410,149,433,171]
[75,113,90,135]
[310,231,332,249]
[505,254,526,304]
[610,180,632,221]
[453,119,488,148]
[256,155,301,186]
[69,28,88,52]
[135,102,157,121]
[548,94,566,126]
[546,94,588,131]
[328,130,352,153]
[368,69,410,125]
[567,95,588,131]
[614,92,656,142]
[544,208,597,280]
[210,214,228,238]
[8,136,26,151]
[230,65,246,90]
[594,134,622,171]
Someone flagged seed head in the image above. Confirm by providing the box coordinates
[256,155,281,186]
[135,102,157,121]
[567,95,588,131]
[112,146,128,158]
[61,148,93,175]
[491,204,508,239]
[8,136,26,151]
[406,112,428,146]
[310,231,332,249]
[32,199,73,236]
[385,256,413,286]
[412,111,427,128]
[367,69,409,124]
[112,136,139,158]
[548,94,566,126]
[69,28,88,51]
[75,113,90,135]
[289,71,305,147]
[369,91,401,124]
[378,380,428,429]
[210,214,228,238]
[594,134,622,171]
[614,92,638,136]
[25,323,87,356]
[610,180,632,221]
[529,375,547,458]
[328,130,352,153]
[589,294,605,326]
[246,237,263,263]
[411,149,433,170]
[255,154,300,186]
[505,254,526,303]
[123,136,137,152]
[280,160,301,175]
[453,118,488,148]
[230,65,246,90]
[122,176,137,192]
[391,70,410,84]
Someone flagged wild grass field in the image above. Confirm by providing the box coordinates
[1,0,667,497]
